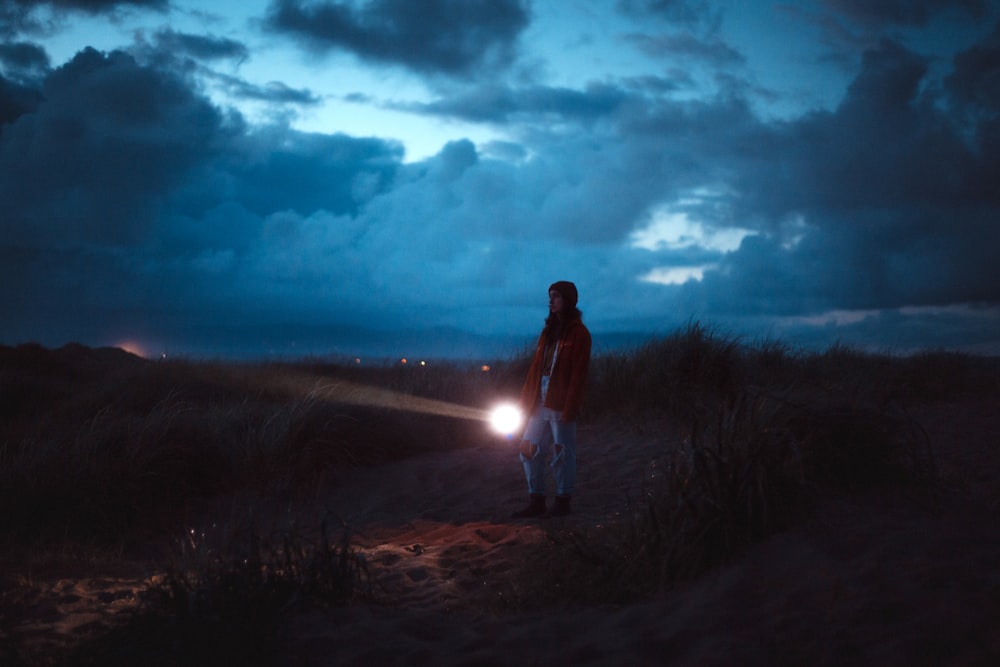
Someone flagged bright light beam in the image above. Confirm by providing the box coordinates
[272,372,500,424]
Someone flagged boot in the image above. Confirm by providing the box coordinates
[512,494,546,518]
[550,495,572,517]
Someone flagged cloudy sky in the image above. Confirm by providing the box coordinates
[2,0,999,360]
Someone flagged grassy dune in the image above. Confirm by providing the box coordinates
[0,343,523,545]
[1,324,997,665]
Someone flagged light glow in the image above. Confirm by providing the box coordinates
[490,403,523,436]
[115,340,147,358]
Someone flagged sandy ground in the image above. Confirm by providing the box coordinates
[3,394,1000,666]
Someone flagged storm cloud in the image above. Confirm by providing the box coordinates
[1,0,999,358]
[264,0,530,77]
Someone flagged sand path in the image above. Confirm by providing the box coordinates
[280,397,1000,665]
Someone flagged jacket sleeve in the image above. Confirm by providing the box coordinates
[560,325,591,422]
[519,333,546,416]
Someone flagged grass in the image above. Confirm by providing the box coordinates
[510,328,992,607]
[1,345,521,664]
[1,328,997,661]
[0,348,516,547]
[62,512,369,667]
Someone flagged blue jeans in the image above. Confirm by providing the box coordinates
[519,384,577,496]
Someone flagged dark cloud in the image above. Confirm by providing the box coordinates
[206,71,321,105]
[946,20,1000,114]
[616,0,715,26]
[0,45,407,351]
[840,39,928,111]
[616,0,735,80]
[946,22,1000,194]
[621,73,693,94]
[0,47,228,245]
[2,2,999,357]
[442,36,996,338]
[219,128,401,219]
[131,29,318,108]
[772,303,1000,355]
[151,28,250,63]
[0,41,48,123]
[669,39,1000,318]
[6,0,167,13]
[822,0,988,29]
[0,4,40,39]
[2,0,165,43]
[264,0,529,76]
[0,40,49,76]
[624,31,744,67]
[342,91,372,104]
[780,40,992,213]
[0,71,43,123]
[398,82,628,124]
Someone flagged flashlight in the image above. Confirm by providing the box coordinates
[490,403,523,438]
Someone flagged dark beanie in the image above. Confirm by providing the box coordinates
[549,281,578,308]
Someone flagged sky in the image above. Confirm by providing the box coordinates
[2,0,999,361]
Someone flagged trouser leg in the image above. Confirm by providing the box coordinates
[519,415,553,496]
[550,419,577,497]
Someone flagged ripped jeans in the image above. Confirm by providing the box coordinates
[519,377,577,496]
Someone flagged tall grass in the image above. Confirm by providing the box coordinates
[588,322,744,419]
[1,345,523,663]
[515,389,808,605]
[0,346,516,548]
[511,328,984,607]
[63,511,369,666]
[2,330,996,640]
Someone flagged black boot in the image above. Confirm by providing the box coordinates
[512,494,546,518]
[550,495,572,517]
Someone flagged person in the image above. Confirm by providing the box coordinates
[512,280,591,518]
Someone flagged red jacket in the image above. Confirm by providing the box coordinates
[519,317,591,422]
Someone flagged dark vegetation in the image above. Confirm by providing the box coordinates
[0,343,521,546]
[514,326,997,606]
[1,325,997,664]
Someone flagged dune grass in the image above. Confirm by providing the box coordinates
[0,346,519,548]
[511,324,994,607]
[1,345,522,664]
[62,511,370,666]
[1,327,997,661]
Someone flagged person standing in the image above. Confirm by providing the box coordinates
[512,281,591,518]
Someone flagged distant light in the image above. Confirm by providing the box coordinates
[420,360,426,366]
[481,365,491,372]
[400,358,407,365]
[355,358,361,364]
[115,341,147,358]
